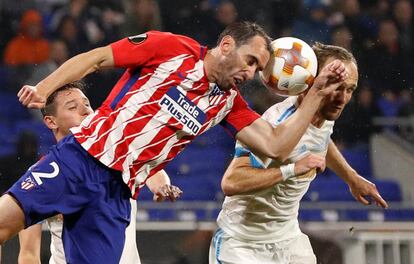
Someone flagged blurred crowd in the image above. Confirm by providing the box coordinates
[0,0,413,145]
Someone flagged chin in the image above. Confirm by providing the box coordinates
[217,84,231,91]
[326,114,341,121]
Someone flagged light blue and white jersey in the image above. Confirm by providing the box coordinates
[217,96,334,242]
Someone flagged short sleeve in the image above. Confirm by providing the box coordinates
[220,90,260,137]
[234,141,266,168]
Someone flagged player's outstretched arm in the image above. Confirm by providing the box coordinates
[146,170,183,202]
[0,194,26,244]
[18,224,42,264]
[326,141,388,209]
[18,46,114,109]
[222,154,325,196]
[236,60,347,161]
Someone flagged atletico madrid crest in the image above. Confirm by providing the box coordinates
[208,85,225,106]
[21,176,36,190]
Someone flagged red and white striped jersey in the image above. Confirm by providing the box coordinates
[70,31,259,198]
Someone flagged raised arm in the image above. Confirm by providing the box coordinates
[236,60,347,161]
[222,154,325,196]
[18,46,114,108]
[326,140,388,208]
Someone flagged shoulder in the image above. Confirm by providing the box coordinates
[324,120,335,129]
[262,96,298,123]
[147,31,204,58]
[148,31,200,47]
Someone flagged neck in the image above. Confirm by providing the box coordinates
[311,113,325,128]
[204,49,219,83]
[54,130,67,142]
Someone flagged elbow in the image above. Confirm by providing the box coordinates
[275,151,291,163]
[221,179,238,196]
[85,46,113,71]
[266,124,295,162]
[266,148,290,163]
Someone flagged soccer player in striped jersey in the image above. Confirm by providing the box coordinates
[17,82,181,264]
[0,22,347,263]
[209,43,388,264]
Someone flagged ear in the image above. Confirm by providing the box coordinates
[219,35,236,55]
[43,116,58,130]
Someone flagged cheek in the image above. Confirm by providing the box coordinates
[345,93,353,103]
[224,53,242,71]
[59,113,83,128]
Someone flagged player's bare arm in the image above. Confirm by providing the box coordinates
[222,154,325,196]
[236,59,347,161]
[18,224,41,264]
[146,170,183,202]
[17,46,114,109]
[0,194,26,243]
[326,140,388,209]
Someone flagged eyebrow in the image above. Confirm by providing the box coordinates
[346,84,357,91]
[64,99,76,106]
[63,98,89,106]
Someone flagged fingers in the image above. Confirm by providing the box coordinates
[351,179,389,209]
[365,183,389,209]
[154,184,183,202]
[28,102,45,109]
[169,185,183,201]
[327,59,346,77]
[294,154,325,175]
[17,85,45,108]
[309,154,325,173]
[18,86,33,106]
[164,184,176,202]
[17,85,33,97]
[315,60,348,95]
[372,192,388,209]
[316,156,325,172]
[356,195,370,206]
[316,160,326,173]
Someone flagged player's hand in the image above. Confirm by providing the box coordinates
[309,59,347,97]
[294,153,326,175]
[17,85,47,109]
[348,175,388,209]
[153,184,183,202]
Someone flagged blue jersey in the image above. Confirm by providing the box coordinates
[8,135,131,263]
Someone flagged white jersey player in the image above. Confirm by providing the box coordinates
[210,43,388,264]
[17,82,182,264]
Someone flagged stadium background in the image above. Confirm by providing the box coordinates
[0,0,414,263]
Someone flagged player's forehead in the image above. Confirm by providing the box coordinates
[238,35,270,70]
[55,88,88,105]
[322,57,358,88]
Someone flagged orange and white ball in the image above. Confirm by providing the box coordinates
[260,37,318,96]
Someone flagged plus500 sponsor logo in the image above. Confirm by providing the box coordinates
[159,87,206,135]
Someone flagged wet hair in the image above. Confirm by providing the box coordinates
[312,42,358,72]
[41,81,86,117]
[216,21,273,54]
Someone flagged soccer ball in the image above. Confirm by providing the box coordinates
[259,37,318,96]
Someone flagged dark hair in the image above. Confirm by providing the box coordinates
[312,42,357,72]
[216,21,273,54]
[41,81,86,117]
